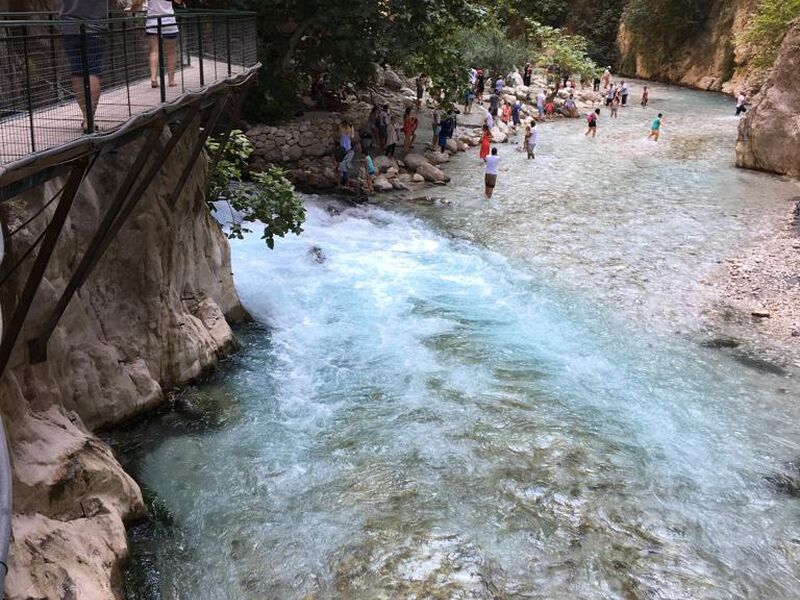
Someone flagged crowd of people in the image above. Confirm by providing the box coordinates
[336,66,687,200]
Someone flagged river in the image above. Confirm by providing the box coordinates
[116,81,800,599]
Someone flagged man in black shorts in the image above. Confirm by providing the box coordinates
[59,0,108,132]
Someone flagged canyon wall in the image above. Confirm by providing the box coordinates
[736,21,800,178]
[0,127,244,599]
[617,0,764,94]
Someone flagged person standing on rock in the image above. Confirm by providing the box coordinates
[483,147,500,199]
[438,111,455,153]
[593,74,601,92]
[585,108,600,138]
[475,69,486,105]
[511,100,522,134]
[565,94,577,118]
[479,124,491,160]
[431,107,442,149]
[602,67,611,89]
[641,86,649,108]
[464,85,475,115]
[489,90,501,115]
[365,153,376,194]
[402,107,418,153]
[536,89,546,118]
[495,76,506,95]
[378,105,390,149]
[523,63,532,87]
[415,74,425,110]
[736,92,748,116]
[484,109,494,130]
[648,113,663,141]
[338,121,355,188]
[386,113,400,157]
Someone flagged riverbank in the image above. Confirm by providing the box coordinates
[706,198,800,368]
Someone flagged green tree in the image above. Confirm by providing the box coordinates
[207,131,306,249]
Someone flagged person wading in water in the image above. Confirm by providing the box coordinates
[483,147,500,199]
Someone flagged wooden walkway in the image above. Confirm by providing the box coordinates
[0,57,241,166]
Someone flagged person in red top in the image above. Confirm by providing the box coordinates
[479,124,491,160]
[501,102,512,125]
[402,107,418,152]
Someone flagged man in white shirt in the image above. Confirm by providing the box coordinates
[485,110,494,129]
[536,90,546,117]
[736,92,747,116]
[484,147,500,199]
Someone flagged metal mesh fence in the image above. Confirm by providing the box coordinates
[0,10,258,166]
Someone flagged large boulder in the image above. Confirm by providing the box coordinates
[445,139,460,153]
[425,151,450,165]
[416,162,450,183]
[403,153,429,171]
[491,126,508,143]
[509,71,524,87]
[374,156,399,173]
[384,68,404,90]
[373,175,394,192]
[736,21,800,178]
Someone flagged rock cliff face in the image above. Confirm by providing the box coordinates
[0,127,243,599]
[736,21,800,178]
[617,0,763,94]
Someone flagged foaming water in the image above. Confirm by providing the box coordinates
[121,83,800,599]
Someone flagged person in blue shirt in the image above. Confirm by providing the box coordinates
[648,113,663,141]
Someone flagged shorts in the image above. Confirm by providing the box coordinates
[63,33,106,76]
[433,125,441,135]
[485,173,497,188]
[417,90,423,100]
[379,125,388,139]
[512,115,521,125]
[588,121,597,128]
[605,98,612,106]
[146,31,179,39]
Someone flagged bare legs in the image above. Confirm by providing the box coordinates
[149,36,178,87]
[71,74,101,131]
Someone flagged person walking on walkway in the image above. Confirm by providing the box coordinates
[483,147,500,199]
[648,113,663,141]
[59,0,109,132]
[131,0,184,89]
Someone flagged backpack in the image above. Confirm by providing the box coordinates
[586,113,596,123]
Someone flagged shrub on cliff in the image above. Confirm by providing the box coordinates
[207,131,306,249]
[623,0,714,51]
[741,0,800,68]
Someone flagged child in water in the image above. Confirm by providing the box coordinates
[648,113,663,141]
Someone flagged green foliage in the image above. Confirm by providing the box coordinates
[458,23,529,81]
[623,0,714,51]
[207,130,305,249]
[524,19,598,80]
[741,0,800,68]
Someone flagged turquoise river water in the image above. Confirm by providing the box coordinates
[117,81,800,599]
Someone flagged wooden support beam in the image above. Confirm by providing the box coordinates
[0,157,90,379]
[28,127,162,364]
[168,92,231,206]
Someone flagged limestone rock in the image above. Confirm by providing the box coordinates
[491,127,508,143]
[403,153,429,171]
[412,173,426,183]
[445,139,460,153]
[0,125,244,599]
[425,151,450,165]
[384,68,404,91]
[374,156,399,173]
[416,162,450,184]
[736,21,800,178]
[373,175,394,192]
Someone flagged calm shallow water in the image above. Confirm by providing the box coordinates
[119,82,800,599]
